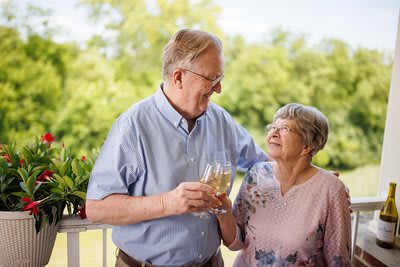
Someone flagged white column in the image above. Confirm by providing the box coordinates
[378,11,400,237]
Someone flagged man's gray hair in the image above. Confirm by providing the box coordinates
[162,29,223,81]
[274,103,329,158]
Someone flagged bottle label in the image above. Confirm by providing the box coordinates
[377,219,396,242]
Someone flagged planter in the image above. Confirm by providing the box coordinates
[0,211,59,267]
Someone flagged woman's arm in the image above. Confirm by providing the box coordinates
[217,171,253,251]
[324,185,352,266]
[216,194,237,246]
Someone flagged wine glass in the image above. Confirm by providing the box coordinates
[192,161,232,218]
[204,160,231,214]
[192,163,214,219]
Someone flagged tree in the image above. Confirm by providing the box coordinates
[0,27,63,145]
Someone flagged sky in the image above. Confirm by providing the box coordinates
[11,0,400,51]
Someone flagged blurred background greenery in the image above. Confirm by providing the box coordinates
[0,0,393,171]
[0,0,394,265]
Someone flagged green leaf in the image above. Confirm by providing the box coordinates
[53,174,66,189]
[12,192,27,198]
[71,160,84,177]
[60,147,67,162]
[26,169,41,194]
[19,181,28,193]
[72,191,86,200]
[51,158,63,175]
[17,168,29,184]
[21,147,34,165]
[64,176,75,190]
[61,160,72,176]
[50,188,63,194]
[32,165,46,173]
[1,177,14,192]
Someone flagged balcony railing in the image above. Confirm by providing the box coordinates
[58,196,386,267]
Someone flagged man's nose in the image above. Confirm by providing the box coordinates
[213,83,222,94]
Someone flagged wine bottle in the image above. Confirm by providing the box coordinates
[376,182,398,248]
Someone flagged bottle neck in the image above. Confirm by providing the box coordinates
[388,183,396,198]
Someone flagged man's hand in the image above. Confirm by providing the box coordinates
[161,182,222,215]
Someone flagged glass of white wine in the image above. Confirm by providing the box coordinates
[192,160,232,218]
[201,160,231,215]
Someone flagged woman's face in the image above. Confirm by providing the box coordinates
[266,118,309,161]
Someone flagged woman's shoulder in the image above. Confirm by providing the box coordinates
[316,168,347,192]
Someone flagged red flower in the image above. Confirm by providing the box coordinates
[81,155,86,162]
[19,159,24,167]
[37,169,54,182]
[5,153,11,163]
[21,197,40,216]
[78,205,87,219]
[41,133,55,144]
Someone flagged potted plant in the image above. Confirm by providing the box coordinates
[0,133,95,266]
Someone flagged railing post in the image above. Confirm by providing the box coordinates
[351,211,360,259]
[103,229,107,267]
[67,232,80,267]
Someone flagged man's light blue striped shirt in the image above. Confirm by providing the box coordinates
[87,86,267,266]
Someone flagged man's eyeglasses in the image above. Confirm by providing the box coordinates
[265,124,299,136]
[183,68,224,88]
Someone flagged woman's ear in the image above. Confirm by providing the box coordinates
[300,145,313,156]
[172,68,184,89]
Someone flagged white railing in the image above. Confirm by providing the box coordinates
[58,196,386,267]
[58,216,110,267]
[349,196,385,256]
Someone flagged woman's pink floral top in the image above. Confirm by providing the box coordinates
[229,162,351,267]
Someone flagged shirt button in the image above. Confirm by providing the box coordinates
[201,231,205,236]
[199,254,203,258]
[190,157,195,162]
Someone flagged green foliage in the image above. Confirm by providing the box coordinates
[215,33,391,169]
[0,1,393,170]
[0,26,63,146]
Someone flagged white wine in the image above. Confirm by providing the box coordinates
[201,171,231,192]
[217,172,231,192]
[376,182,399,249]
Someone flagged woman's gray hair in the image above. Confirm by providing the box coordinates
[162,29,223,81]
[274,103,329,158]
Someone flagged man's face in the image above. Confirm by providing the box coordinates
[181,45,224,119]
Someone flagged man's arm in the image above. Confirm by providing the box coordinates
[86,181,222,225]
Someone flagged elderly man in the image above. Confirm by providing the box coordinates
[86,29,266,267]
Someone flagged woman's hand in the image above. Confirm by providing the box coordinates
[216,192,233,215]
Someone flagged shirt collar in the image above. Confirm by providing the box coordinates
[154,83,208,128]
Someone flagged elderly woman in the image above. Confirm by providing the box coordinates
[217,103,351,266]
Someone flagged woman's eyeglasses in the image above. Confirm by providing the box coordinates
[265,124,299,135]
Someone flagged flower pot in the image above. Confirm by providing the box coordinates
[0,211,59,267]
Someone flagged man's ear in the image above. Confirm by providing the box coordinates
[172,68,184,89]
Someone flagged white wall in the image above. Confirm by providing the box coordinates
[378,11,400,235]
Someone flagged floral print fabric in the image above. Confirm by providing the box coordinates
[229,162,351,267]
